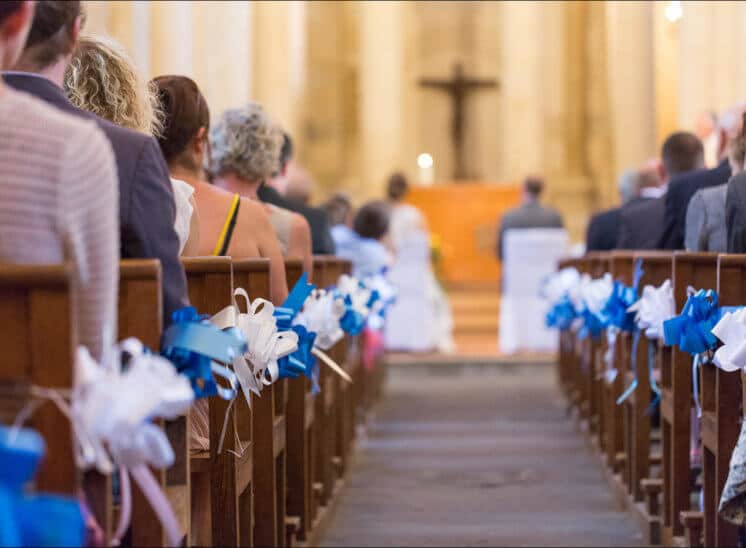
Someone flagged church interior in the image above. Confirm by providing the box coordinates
[4,0,746,545]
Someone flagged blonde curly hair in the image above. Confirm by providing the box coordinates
[64,35,163,136]
[209,103,282,183]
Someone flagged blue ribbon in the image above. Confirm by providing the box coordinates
[339,294,367,336]
[603,281,638,332]
[646,341,661,414]
[545,295,576,331]
[275,273,315,329]
[663,290,721,355]
[0,426,85,547]
[578,306,606,340]
[161,307,246,400]
[616,330,641,405]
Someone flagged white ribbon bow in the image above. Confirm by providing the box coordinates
[712,308,746,372]
[212,288,299,402]
[541,267,581,304]
[337,274,372,318]
[293,289,352,383]
[628,279,676,340]
[295,289,345,351]
[72,339,192,546]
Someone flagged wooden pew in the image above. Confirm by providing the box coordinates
[0,263,76,496]
[587,252,610,443]
[571,255,592,424]
[661,252,717,545]
[557,257,577,397]
[182,257,253,547]
[697,254,745,547]
[118,259,190,546]
[624,252,672,545]
[232,257,289,548]
[284,258,315,543]
[605,252,635,477]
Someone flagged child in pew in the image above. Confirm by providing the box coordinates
[64,34,200,256]
[335,200,393,279]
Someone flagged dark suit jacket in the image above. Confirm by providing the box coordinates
[586,207,621,251]
[658,159,731,249]
[726,172,746,252]
[257,185,335,254]
[3,73,189,323]
[617,196,665,250]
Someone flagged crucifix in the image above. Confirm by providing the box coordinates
[419,62,500,180]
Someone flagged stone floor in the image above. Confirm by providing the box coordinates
[320,363,644,547]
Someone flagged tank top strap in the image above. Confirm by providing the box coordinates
[213,194,241,256]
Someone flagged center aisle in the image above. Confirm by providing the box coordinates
[320,363,643,546]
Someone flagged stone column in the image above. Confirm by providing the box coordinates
[604,1,656,174]
[252,1,306,139]
[191,1,252,121]
[358,1,404,199]
[149,1,193,78]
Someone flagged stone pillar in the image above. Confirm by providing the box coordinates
[358,1,404,199]
[604,1,656,174]
[192,1,252,121]
[83,1,150,75]
[149,1,193,78]
[252,1,306,139]
[653,1,679,147]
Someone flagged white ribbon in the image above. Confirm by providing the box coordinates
[712,308,746,372]
[628,279,676,340]
[569,273,613,315]
[541,267,581,303]
[337,274,373,319]
[295,289,345,350]
[212,288,298,402]
[294,289,352,383]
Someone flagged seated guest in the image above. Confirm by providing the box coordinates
[0,1,118,361]
[585,170,640,251]
[64,35,199,255]
[336,201,392,278]
[258,133,336,254]
[496,176,563,261]
[208,103,312,276]
[152,76,289,304]
[659,106,741,249]
[4,0,188,322]
[324,193,356,250]
[618,132,703,249]
[285,165,314,206]
[686,114,746,252]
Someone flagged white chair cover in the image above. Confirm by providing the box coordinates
[499,228,570,354]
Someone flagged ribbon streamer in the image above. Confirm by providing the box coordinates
[162,307,245,401]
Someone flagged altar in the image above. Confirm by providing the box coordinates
[405,183,521,284]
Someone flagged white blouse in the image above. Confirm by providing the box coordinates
[170,178,194,254]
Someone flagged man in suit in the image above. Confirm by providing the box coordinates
[258,133,335,254]
[618,132,704,250]
[585,170,640,251]
[4,1,188,322]
[496,176,564,260]
[658,108,742,249]
[726,171,746,252]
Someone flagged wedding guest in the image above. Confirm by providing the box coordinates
[258,133,336,254]
[0,0,118,361]
[324,192,356,250]
[336,200,392,278]
[4,0,188,322]
[152,76,288,304]
[65,35,199,255]
[209,103,313,276]
[686,113,746,252]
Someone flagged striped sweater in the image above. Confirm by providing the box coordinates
[0,87,118,361]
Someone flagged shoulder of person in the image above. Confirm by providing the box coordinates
[240,196,273,226]
[93,115,156,159]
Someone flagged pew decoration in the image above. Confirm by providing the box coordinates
[0,426,85,547]
[617,278,675,407]
[711,306,746,372]
[211,289,299,403]
[161,306,244,401]
[73,341,193,547]
[600,268,641,383]
[663,288,724,418]
[335,274,375,336]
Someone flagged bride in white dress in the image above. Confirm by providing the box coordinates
[384,174,454,353]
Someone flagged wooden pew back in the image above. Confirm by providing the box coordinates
[0,263,76,494]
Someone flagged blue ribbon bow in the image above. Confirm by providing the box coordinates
[545,295,576,331]
[663,289,721,355]
[578,306,607,340]
[338,294,367,336]
[603,281,638,332]
[161,307,246,399]
[275,273,315,329]
[0,426,85,547]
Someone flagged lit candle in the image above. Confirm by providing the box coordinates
[417,153,434,185]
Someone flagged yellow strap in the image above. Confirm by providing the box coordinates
[213,194,241,256]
